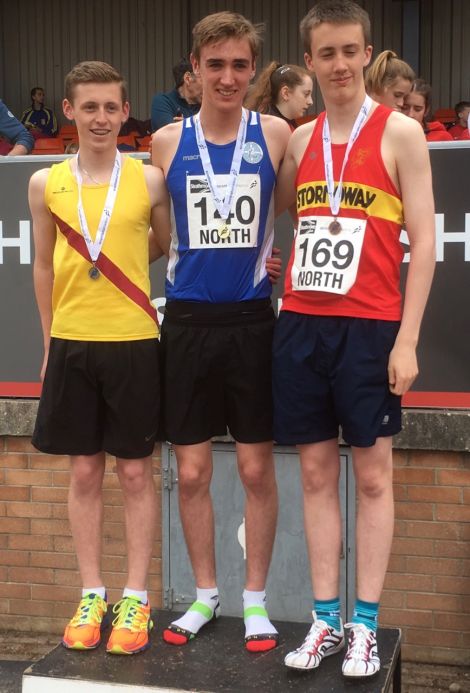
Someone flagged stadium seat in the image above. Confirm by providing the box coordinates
[136,135,151,152]
[434,108,456,125]
[32,137,65,155]
[59,124,78,145]
[117,133,138,151]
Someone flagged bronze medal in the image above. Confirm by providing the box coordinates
[89,266,100,280]
[329,219,342,235]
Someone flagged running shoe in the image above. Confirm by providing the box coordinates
[62,592,108,650]
[106,596,153,655]
[284,611,344,670]
[342,622,380,677]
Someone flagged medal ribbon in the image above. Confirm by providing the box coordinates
[75,150,122,264]
[322,95,372,217]
[194,108,247,222]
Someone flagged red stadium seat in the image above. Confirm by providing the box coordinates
[32,137,65,154]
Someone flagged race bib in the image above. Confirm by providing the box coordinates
[186,174,260,249]
[292,215,367,294]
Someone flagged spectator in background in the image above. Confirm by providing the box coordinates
[403,79,453,142]
[150,58,202,132]
[21,87,58,138]
[448,101,470,140]
[0,98,34,155]
[245,62,313,130]
[365,50,415,112]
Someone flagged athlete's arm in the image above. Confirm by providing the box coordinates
[143,164,171,261]
[28,168,56,381]
[259,114,292,173]
[274,121,314,218]
[384,114,436,395]
[150,122,182,175]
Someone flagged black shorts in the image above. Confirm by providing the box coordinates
[33,338,161,459]
[273,312,402,447]
[161,299,275,445]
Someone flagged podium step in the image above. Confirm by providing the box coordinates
[22,610,401,692]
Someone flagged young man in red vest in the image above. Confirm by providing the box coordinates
[274,0,435,678]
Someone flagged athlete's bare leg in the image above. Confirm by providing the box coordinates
[116,456,157,590]
[68,453,106,587]
[237,441,278,590]
[298,439,342,599]
[352,436,394,602]
[174,441,216,587]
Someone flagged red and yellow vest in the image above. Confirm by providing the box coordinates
[282,105,404,321]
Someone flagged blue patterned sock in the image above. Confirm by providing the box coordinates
[314,597,341,631]
[352,599,379,632]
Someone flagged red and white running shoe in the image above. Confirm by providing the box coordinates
[284,611,344,670]
[342,622,380,677]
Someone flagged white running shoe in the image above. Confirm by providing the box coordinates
[284,611,345,670]
[342,622,381,677]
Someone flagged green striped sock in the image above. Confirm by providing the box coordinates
[170,587,218,635]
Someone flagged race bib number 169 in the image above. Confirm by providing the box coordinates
[186,174,260,249]
[292,215,367,294]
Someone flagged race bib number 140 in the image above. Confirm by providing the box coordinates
[292,215,367,294]
[186,174,260,249]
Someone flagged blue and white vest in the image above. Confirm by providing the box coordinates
[165,111,276,302]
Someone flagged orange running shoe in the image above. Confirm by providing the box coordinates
[106,596,153,655]
[62,593,108,650]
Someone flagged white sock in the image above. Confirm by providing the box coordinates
[123,587,148,604]
[82,587,106,600]
[171,587,219,635]
[243,589,278,638]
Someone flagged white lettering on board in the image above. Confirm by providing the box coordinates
[0,220,31,264]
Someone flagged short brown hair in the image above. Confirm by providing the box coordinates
[300,0,371,56]
[192,11,264,62]
[365,50,415,95]
[64,61,127,103]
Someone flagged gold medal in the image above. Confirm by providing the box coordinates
[329,219,342,235]
[218,223,230,239]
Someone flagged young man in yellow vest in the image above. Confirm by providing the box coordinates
[29,61,169,655]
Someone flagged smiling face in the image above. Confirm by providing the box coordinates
[191,37,255,113]
[63,82,129,151]
[304,22,372,106]
[379,76,412,111]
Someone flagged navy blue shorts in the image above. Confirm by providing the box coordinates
[272,312,402,447]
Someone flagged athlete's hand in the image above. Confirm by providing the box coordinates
[387,342,418,395]
[266,247,282,284]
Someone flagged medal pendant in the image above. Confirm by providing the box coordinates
[218,223,230,239]
[89,265,100,280]
[329,219,342,235]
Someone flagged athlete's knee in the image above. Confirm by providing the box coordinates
[301,457,340,495]
[117,458,153,494]
[355,466,392,499]
[70,456,104,495]
[178,463,212,499]
[241,465,275,496]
